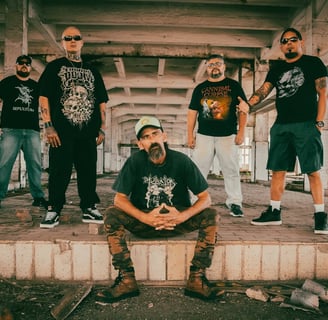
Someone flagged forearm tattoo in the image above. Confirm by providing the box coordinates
[249,82,273,106]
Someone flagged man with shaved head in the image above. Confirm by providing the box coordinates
[38,26,108,228]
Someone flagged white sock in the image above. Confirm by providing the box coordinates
[314,204,324,213]
[270,200,281,211]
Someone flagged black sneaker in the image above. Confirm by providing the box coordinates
[229,204,244,217]
[40,208,60,229]
[32,197,48,209]
[82,206,103,224]
[251,206,282,226]
[314,212,328,235]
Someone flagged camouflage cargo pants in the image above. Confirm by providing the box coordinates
[104,206,219,271]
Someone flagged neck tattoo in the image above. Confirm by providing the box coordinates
[66,53,82,62]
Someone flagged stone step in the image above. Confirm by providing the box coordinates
[0,233,327,282]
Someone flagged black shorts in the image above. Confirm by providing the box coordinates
[267,121,323,174]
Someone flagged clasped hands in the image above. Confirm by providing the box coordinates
[146,204,185,231]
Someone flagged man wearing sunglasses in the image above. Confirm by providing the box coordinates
[241,27,328,234]
[0,55,47,209]
[38,26,108,228]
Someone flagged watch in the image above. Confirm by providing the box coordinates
[316,121,325,128]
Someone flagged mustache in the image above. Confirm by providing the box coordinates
[149,143,161,150]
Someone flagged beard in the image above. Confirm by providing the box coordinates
[17,70,30,78]
[211,70,222,79]
[148,143,164,162]
[285,51,298,59]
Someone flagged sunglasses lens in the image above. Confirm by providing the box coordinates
[281,37,298,44]
[17,61,30,66]
[63,35,82,41]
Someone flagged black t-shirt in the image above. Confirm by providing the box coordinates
[0,75,40,131]
[113,148,208,210]
[265,55,327,124]
[38,57,108,137]
[189,78,247,136]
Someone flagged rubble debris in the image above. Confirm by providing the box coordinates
[302,279,328,303]
[51,284,92,320]
[245,286,270,302]
[290,288,320,311]
[280,302,319,314]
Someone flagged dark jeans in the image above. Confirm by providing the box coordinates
[48,135,99,211]
[104,206,219,271]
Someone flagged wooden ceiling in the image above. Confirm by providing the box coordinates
[1,0,327,143]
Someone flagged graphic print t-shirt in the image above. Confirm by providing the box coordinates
[265,55,327,124]
[0,75,40,131]
[189,78,247,136]
[113,149,208,210]
[38,57,108,137]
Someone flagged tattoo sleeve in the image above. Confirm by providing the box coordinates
[248,82,274,107]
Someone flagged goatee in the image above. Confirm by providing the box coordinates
[17,70,30,78]
[149,143,164,161]
[285,52,298,59]
[211,71,222,79]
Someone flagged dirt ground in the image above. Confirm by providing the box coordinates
[1,279,328,320]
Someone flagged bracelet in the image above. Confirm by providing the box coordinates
[44,121,53,128]
[99,128,106,136]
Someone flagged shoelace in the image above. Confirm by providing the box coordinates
[45,211,57,221]
[111,273,123,288]
[200,274,212,288]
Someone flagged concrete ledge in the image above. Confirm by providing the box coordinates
[1,237,328,282]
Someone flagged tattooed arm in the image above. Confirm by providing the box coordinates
[39,96,61,147]
[96,102,107,145]
[315,76,327,126]
[248,82,274,110]
[39,96,51,123]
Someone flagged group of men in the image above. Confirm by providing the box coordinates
[0,26,108,228]
[0,26,327,303]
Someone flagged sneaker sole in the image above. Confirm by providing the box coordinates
[251,221,282,226]
[82,219,104,225]
[40,221,59,229]
[314,229,328,235]
[230,212,244,217]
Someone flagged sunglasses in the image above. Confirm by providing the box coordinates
[62,35,83,42]
[280,37,299,45]
[17,61,31,66]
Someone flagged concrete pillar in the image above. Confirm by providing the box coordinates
[253,113,269,182]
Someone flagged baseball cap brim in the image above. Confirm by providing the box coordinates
[135,116,162,139]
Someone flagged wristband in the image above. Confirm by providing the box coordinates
[44,121,53,128]
[99,128,106,136]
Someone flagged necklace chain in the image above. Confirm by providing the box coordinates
[66,57,83,69]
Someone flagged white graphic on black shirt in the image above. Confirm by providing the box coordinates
[277,67,305,98]
[143,174,176,208]
[15,84,33,108]
[58,66,95,128]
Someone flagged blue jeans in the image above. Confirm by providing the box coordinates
[192,133,242,207]
[0,128,44,200]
